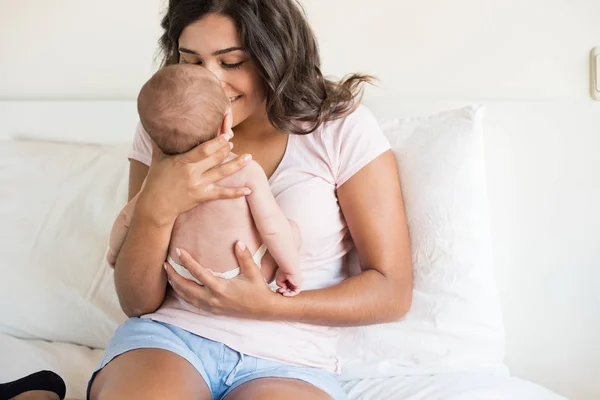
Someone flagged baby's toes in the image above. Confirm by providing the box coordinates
[282,289,299,297]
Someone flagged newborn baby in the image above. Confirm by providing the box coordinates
[107,64,302,296]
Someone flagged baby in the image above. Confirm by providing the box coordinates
[107,64,302,296]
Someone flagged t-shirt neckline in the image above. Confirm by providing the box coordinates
[268,132,294,185]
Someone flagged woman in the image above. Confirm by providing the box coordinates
[90,1,413,399]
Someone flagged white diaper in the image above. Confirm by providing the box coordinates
[168,244,268,285]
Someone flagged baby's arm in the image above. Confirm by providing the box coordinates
[244,161,302,293]
[107,194,139,267]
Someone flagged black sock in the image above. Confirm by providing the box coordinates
[0,370,66,400]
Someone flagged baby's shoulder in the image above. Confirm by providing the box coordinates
[237,159,267,184]
[241,159,264,176]
[218,157,263,186]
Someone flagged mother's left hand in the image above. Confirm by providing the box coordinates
[163,242,278,319]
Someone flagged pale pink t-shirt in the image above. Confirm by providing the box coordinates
[129,105,390,373]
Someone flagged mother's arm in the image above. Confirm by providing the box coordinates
[167,150,413,325]
[114,137,252,317]
[128,159,148,201]
[276,150,412,325]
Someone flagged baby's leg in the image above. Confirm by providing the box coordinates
[106,209,131,267]
[273,219,303,296]
[288,219,302,249]
[260,220,300,283]
[259,251,277,284]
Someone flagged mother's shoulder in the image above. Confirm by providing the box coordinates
[313,103,381,144]
[318,103,378,135]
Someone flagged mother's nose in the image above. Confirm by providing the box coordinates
[204,63,224,84]
[204,65,228,90]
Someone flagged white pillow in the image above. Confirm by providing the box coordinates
[338,106,506,379]
[0,106,504,366]
[0,140,129,348]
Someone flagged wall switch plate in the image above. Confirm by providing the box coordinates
[592,47,600,101]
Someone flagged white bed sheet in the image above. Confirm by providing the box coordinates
[0,333,102,399]
[342,374,567,400]
[0,334,567,400]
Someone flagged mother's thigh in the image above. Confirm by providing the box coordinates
[89,348,211,400]
[10,391,59,400]
[224,378,333,400]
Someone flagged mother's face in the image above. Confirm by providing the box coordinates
[178,14,266,128]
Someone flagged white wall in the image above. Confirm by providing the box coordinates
[0,0,163,99]
[1,1,599,399]
[2,0,599,101]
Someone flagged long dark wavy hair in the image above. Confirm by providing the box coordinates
[159,0,374,134]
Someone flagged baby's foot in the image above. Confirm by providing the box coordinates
[275,271,302,297]
[106,250,117,267]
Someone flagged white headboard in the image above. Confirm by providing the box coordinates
[0,101,138,144]
[0,99,598,400]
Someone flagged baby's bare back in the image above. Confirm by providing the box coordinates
[168,159,262,273]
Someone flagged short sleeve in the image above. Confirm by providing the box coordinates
[128,122,152,166]
[322,104,391,187]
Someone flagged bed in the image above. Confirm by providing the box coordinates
[1,99,591,399]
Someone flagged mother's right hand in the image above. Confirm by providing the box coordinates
[136,134,252,226]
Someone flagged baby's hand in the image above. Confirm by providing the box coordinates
[275,270,302,297]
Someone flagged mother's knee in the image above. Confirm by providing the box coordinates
[224,378,334,400]
[91,374,199,400]
[10,391,60,400]
[89,348,210,400]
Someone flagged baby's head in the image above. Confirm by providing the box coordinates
[137,64,230,155]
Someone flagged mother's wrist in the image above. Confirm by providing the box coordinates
[261,290,291,321]
[134,199,177,228]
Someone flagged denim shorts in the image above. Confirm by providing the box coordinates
[87,318,349,400]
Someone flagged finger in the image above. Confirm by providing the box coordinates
[188,140,232,175]
[203,186,252,202]
[276,277,288,289]
[185,141,238,185]
[282,289,299,297]
[200,154,253,185]
[234,241,262,280]
[176,248,221,289]
[163,261,207,307]
[183,135,231,164]
[220,109,234,136]
[288,278,301,290]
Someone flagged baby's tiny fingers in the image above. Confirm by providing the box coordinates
[282,289,299,297]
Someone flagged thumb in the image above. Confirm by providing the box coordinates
[234,241,262,280]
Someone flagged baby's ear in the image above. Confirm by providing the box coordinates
[221,107,233,134]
